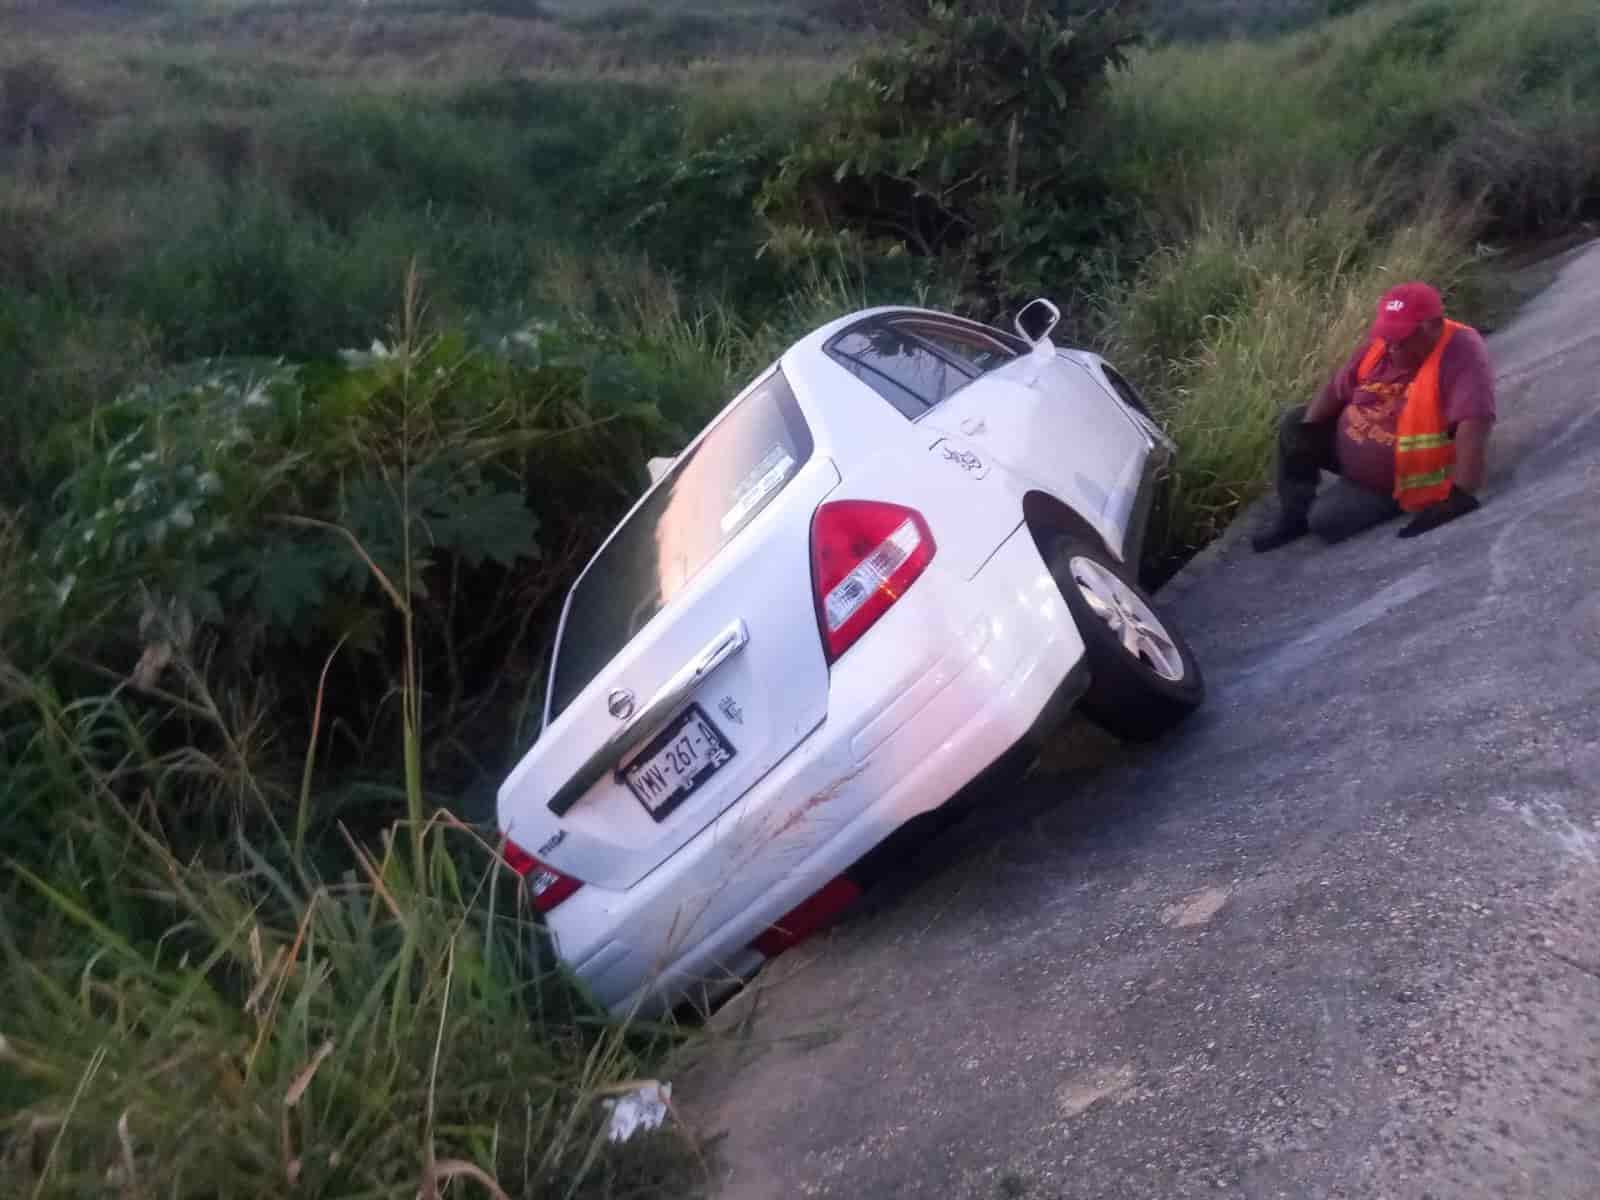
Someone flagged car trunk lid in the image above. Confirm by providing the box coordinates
[497,368,835,892]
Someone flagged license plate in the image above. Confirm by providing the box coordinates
[620,704,736,822]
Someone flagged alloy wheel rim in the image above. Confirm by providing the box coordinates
[1069,556,1186,683]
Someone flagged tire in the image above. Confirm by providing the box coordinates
[1044,534,1204,742]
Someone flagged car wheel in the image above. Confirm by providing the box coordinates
[1045,535,1204,742]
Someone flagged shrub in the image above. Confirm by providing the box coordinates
[594,123,789,306]
[760,0,1145,313]
[0,285,710,1198]
[265,99,527,231]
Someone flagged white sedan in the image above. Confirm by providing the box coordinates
[498,301,1204,1016]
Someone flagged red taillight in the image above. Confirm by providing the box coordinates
[809,500,936,663]
[502,837,583,913]
[751,876,863,958]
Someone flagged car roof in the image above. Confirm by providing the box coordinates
[645,306,1099,493]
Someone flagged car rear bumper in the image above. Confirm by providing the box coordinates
[545,521,1089,1014]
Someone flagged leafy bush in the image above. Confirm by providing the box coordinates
[0,272,726,1196]
[35,351,529,639]
[17,305,710,801]
[594,124,789,306]
[760,0,1144,312]
[0,285,747,1194]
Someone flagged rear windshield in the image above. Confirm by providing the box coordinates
[547,368,813,723]
[826,316,1027,418]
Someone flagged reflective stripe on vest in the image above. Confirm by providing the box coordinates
[1357,319,1466,512]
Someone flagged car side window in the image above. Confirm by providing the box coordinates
[829,326,971,418]
[889,318,1021,375]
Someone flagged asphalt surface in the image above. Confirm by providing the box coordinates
[675,241,1600,1200]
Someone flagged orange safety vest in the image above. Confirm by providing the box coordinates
[1357,318,1466,512]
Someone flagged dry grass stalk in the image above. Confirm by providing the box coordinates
[284,1040,335,1110]
[244,888,322,1078]
[419,1159,513,1200]
[337,821,404,922]
[29,1046,106,1198]
[114,1110,140,1199]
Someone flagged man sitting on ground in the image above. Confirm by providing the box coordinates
[1253,281,1496,552]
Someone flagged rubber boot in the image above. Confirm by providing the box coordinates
[1251,408,1332,553]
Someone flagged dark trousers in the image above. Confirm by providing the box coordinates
[1275,405,1401,542]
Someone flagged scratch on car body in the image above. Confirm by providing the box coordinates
[772,764,871,844]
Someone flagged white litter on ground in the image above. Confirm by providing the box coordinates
[602,1081,672,1143]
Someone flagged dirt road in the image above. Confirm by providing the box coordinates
[676,242,1600,1200]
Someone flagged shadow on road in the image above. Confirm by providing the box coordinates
[840,716,1159,925]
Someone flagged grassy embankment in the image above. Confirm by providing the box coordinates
[11,11,859,1197]
[1096,0,1600,555]
[2,0,1598,1195]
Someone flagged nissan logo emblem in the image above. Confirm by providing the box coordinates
[607,689,636,721]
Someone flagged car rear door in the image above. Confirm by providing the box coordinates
[818,312,1156,557]
[922,341,1152,556]
[497,368,837,892]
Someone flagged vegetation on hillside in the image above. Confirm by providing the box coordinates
[3,0,1598,1194]
[761,0,1145,312]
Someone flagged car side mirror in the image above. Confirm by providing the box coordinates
[1014,298,1061,348]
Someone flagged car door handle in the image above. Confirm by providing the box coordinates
[960,417,986,436]
[547,619,750,816]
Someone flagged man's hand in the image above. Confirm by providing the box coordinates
[1397,485,1481,538]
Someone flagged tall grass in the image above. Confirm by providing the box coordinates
[0,286,712,1194]
[1104,0,1600,244]
[1087,0,1600,565]
[0,53,822,518]
[0,669,692,1197]
[1100,195,1469,559]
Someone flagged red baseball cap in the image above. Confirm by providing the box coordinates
[1372,281,1443,341]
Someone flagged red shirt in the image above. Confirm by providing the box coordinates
[1319,326,1497,495]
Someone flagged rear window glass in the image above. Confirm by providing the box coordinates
[547,368,813,722]
[827,317,1026,418]
[888,318,1022,374]
[829,327,970,418]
